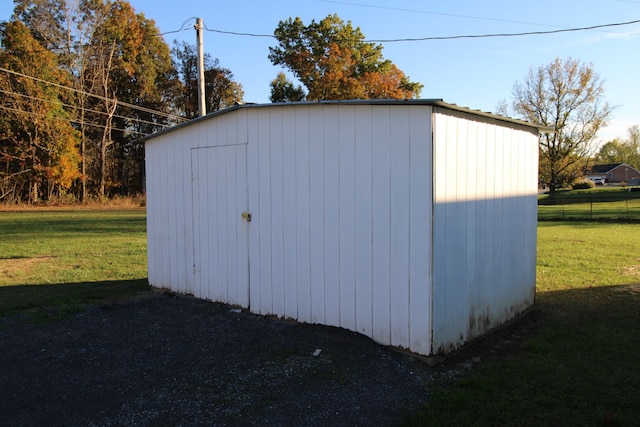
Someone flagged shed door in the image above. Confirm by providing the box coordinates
[191,144,249,307]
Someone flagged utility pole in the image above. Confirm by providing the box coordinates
[195,18,206,117]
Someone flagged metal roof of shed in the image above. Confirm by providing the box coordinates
[138,99,551,144]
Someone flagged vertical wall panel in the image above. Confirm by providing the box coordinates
[206,147,218,300]
[371,107,391,345]
[483,123,497,331]
[354,107,373,338]
[408,106,432,355]
[473,121,489,339]
[235,145,249,308]
[195,148,206,298]
[431,113,447,352]
[167,139,179,293]
[225,147,238,304]
[247,110,261,312]
[389,107,411,348]
[214,149,229,301]
[145,139,161,287]
[338,107,357,331]
[494,126,507,317]
[308,110,325,324]
[180,131,195,295]
[257,109,273,314]
[323,107,341,328]
[269,109,285,316]
[465,119,479,339]
[295,109,312,323]
[283,110,298,320]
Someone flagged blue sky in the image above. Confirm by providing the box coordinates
[2,0,639,145]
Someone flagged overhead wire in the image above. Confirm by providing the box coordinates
[0,105,148,136]
[202,21,273,38]
[316,0,636,34]
[200,18,640,42]
[0,66,188,123]
[0,88,169,128]
[367,19,640,42]
[157,16,198,36]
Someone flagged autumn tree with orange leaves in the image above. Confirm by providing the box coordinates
[268,14,423,101]
[0,20,80,203]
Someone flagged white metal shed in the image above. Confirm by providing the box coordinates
[143,99,541,356]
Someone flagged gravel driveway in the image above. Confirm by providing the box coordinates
[0,292,456,426]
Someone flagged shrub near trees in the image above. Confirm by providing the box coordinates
[0,0,243,204]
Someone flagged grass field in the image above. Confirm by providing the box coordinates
[0,209,149,315]
[406,221,640,426]
[1,210,639,425]
[538,187,640,220]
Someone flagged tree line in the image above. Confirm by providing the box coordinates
[0,0,244,204]
[2,1,631,204]
[0,3,424,205]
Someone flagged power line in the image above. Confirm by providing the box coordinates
[157,17,198,36]
[316,0,571,30]
[0,88,170,128]
[316,0,638,35]
[200,17,640,43]
[202,22,273,38]
[200,16,640,43]
[0,66,188,122]
[367,19,640,42]
[0,105,149,136]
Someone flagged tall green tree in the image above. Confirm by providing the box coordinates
[268,14,423,101]
[511,57,613,197]
[172,41,244,118]
[625,125,640,169]
[596,125,640,168]
[0,20,80,203]
[269,72,306,102]
[12,0,67,51]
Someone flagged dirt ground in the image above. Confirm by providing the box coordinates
[0,291,541,426]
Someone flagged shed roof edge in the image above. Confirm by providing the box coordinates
[138,99,551,144]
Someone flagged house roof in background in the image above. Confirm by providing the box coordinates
[591,163,640,174]
[591,163,623,173]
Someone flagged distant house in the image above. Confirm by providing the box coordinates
[587,163,640,183]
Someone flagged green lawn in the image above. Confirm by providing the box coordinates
[538,187,640,220]
[0,209,149,315]
[405,221,640,426]
[2,209,639,425]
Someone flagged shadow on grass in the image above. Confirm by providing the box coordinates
[403,283,640,427]
[0,210,147,242]
[0,279,151,317]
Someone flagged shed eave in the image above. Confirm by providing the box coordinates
[137,98,549,145]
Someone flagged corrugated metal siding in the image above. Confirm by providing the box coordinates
[145,102,537,357]
[244,104,433,352]
[431,110,538,354]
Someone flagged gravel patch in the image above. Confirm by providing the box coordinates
[0,292,452,426]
